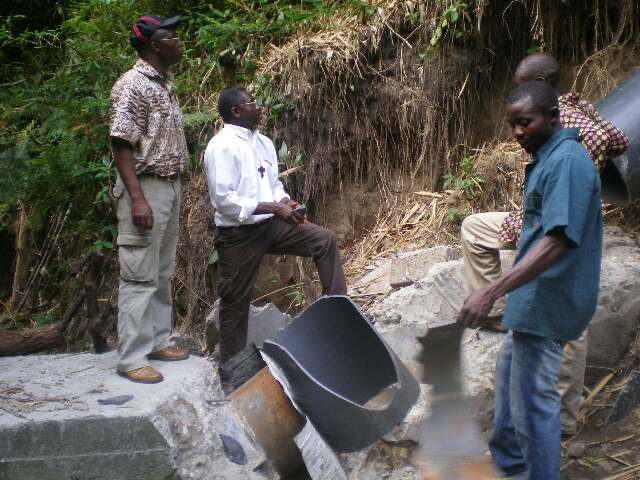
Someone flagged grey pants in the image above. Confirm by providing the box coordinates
[461,211,588,434]
[115,175,181,372]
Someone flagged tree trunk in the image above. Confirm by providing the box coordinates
[85,254,108,353]
[8,201,31,312]
[0,324,64,356]
[0,292,84,356]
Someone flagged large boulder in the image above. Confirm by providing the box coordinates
[344,226,640,478]
[370,259,503,408]
[349,259,392,296]
[587,226,640,367]
[389,246,462,288]
[341,259,502,479]
[0,352,278,480]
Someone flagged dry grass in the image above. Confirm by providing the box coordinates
[175,0,640,332]
[342,140,526,283]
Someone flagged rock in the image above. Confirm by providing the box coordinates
[344,227,640,477]
[587,227,640,367]
[371,260,468,337]
[342,258,503,478]
[0,352,278,480]
[350,259,392,296]
[169,332,204,356]
[389,246,461,288]
[566,441,586,459]
[371,259,504,408]
[205,301,292,353]
[96,394,134,405]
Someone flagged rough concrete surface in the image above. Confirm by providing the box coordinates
[0,352,276,480]
[389,246,462,288]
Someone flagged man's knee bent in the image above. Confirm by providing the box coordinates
[461,214,482,248]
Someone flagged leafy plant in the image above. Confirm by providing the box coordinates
[283,284,307,310]
[277,141,304,177]
[33,312,56,327]
[443,156,484,199]
[446,207,469,223]
[430,1,471,47]
[0,0,371,319]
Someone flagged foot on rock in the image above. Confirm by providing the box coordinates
[117,366,164,384]
[149,346,190,361]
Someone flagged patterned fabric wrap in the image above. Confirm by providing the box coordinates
[110,59,188,177]
[498,92,629,245]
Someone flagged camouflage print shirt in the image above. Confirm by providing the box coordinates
[498,92,629,244]
[110,59,188,177]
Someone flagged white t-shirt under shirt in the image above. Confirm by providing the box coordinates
[204,124,289,227]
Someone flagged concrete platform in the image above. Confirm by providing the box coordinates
[0,352,277,480]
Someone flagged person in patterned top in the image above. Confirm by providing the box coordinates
[460,52,629,436]
[498,64,628,244]
[110,14,190,384]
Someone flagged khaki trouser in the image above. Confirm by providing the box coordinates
[461,212,588,433]
[115,175,181,372]
[215,217,347,363]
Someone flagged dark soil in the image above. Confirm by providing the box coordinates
[561,408,640,479]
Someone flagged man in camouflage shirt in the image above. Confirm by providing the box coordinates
[460,53,628,434]
[110,14,189,384]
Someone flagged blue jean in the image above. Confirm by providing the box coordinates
[489,331,565,479]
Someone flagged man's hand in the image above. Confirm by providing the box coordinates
[270,202,304,224]
[131,196,154,230]
[458,286,496,328]
[112,136,153,230]
[279,197,300,209]
[457,232,569,329]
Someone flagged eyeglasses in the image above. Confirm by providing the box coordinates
[238,100,256,107]
[158,37,181,43]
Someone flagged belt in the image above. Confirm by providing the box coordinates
[216,218,272,231]
[139,172,180,181]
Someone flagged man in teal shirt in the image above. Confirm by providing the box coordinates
[458,81,602,479]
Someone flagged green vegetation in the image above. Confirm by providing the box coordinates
[445,207,470,224]
[443,155,484,199]
[0,0,374,316]
[429,1,471,47]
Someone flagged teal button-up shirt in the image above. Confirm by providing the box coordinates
[503,128,603,341]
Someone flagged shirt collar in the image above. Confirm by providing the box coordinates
[532,128,580,164]
[133,58,171,84]
[224,123,260,141]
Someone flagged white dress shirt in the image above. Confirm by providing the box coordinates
[204,124,289,226]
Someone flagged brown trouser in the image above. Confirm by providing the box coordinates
[215,217,347,362]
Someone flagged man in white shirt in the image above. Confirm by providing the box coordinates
[204,87,348,363]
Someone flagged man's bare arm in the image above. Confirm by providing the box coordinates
[458,231,569,328]
[111,137,153,230]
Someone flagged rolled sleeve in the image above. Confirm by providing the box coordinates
[541,155,598,248]
[204,143,258,222]
[110,81,146,145]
